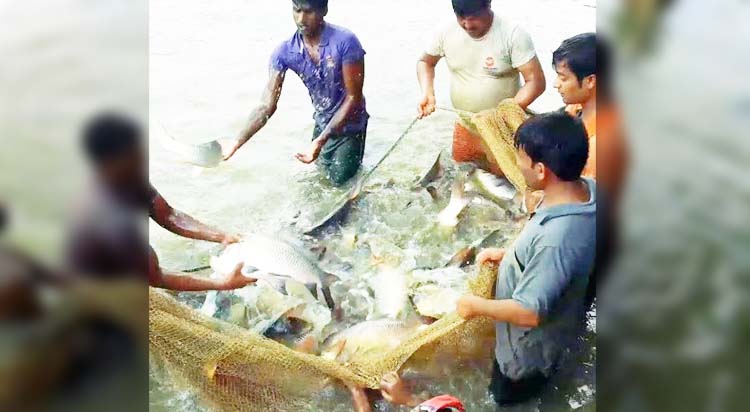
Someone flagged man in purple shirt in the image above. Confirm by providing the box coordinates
[222,0,369,186]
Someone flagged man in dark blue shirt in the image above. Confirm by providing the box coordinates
[222,0,368,186]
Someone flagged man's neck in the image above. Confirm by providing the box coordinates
[581,94,597,125]
[540,179,590,208]
[476,11,494,38]
[302,23,325,46]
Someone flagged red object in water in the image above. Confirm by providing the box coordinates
[413,394,466,412]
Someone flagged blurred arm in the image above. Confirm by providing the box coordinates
[150,192,239,244]
[148,248,254,291]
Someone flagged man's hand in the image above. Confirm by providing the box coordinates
[477,248,506,265]
[221,233,242,247]
[346,383,372,412]
[295,137,326,164]
[219,138,241,161]
[380,372,420,407]
[220,263,256,290]
[417,94,436,119]
[456,294,487,320]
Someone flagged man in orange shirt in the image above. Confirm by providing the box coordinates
[553,33,627,207]
[552,33,598,178]
[553,34,628,307]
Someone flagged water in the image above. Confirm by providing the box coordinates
[149,0,596,410]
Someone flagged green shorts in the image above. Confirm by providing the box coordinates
[313,125,366,186]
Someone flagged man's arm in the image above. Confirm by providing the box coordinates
[513,56,546,110]
[457,294,540,327]
[416,53,441,118]
[295,60,365,163]
[150,193,240,244]
[149,248,255,291]
[223,69,286,160]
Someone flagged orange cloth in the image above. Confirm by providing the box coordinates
[452,122,504,176]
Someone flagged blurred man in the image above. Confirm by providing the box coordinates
[456,112,595,406]
[68,112,254,291]
[221,0,368,186]
[416,0,545,174]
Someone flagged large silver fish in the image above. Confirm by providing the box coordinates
[157,125,223,168]
[320,318,424,362]
[209,235,338,308]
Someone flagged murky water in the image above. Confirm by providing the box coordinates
[149,1,596,410]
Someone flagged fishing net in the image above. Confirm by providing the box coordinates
[149,263,499,411]
[458,98,531,193]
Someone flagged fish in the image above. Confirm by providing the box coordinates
[302,179,364,235]
[443,228,508,267]
[408,267,470,319]
[320,318,424,363]
[437,177,471,227]
[157,124,223,168]
[209,235,338,309]
[466,168,517,207]
[202,280,333,352]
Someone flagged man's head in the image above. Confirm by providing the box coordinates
[81,112,146,191]
[514,112,589,190]
[292,0,327,37]
[452,0,493,39]
[553,33,597,105]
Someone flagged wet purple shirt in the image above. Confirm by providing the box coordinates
[270,23,369,135]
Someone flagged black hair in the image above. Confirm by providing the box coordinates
[552,33,596,85]
[81,112,142,164]
[293,0,328,12]
[514,112,589,182]
[452,0,492,17]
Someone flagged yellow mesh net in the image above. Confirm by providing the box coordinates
[459,98,531,193]
[149,263,499,411]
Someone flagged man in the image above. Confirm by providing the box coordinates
[417,0,545,174]
[554,34,626,306]
[552,33,597,179]
[456,112,596,406]
[222,0,368,186]
[68,113,254,291]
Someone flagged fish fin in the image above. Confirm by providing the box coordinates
[425,186,439,201]
[294,335,318,354]
[257,273,291,294]
[199,291,219,316]
[309,245,327,260]
[445,247,476,268]
[322,272,340,288]
[314,284,337,311]
[332,338,347,359]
